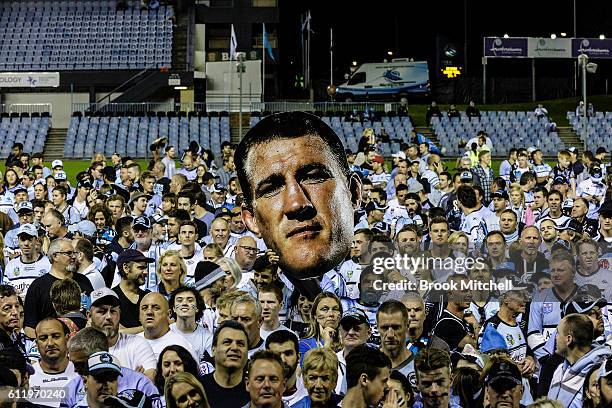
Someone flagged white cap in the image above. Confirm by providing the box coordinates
[16,201,33,213]
[52,160,63,169]
[17,223,38,237]
[54,171,67,180]
[90,287,120,307]
[391,151,407,160]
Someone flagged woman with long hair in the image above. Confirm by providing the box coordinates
[165,372,210,408]
[582,365,601,408]
[298,292,342,366]
[87,203,116,248]
[155,345,201,400]
[286,291,314,339]
[215,257,242,290]
[3,169,20,192]
[154,250,187,298]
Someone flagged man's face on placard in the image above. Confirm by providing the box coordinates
[241,135,360,279]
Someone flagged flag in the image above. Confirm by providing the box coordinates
[230,24,237,60]
[262,23,275,62]
[301,10,311,33]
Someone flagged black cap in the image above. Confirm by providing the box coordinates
[460,171,473,182]
[194,261,225,290]
[117,249,154,271]
[340,308,370,327]
[564,284,606,316]
[596,147,608,155]
[365,201,388,213]
[552,175,568,185]
[132,216,152,230]
[555,218,582,234]
[491,190,509,200]
[601,200,612,217]
[485,360,522,387]
[104,389,152,408]
[77,179,93,189]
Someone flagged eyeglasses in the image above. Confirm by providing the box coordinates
[56,251,75,257]
[237,245,258,253]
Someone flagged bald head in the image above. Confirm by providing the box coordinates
[139,292,170,339]
[234,236,258,271]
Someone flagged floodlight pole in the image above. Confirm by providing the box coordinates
[578,53,588,151]
[482,57,487,104]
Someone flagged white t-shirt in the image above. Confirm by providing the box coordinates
[283,376,308,407]
[29,361,77,407]
[169,322,213,363]
[2,255,51,299]
[79,263,106,290]
[182,246,203,287]
[109,333,157,371]
[138,330,199,363]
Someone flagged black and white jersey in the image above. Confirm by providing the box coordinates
[481,314,528,363]
[2,255,52,298]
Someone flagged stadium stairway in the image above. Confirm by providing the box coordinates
[231,113,250,143]
[556,126,582,150]
[172,13,189,71]
[43,128,67,160]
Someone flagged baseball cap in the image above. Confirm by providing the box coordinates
[526,146,537,154]
[12,185,27,195]
[599,356,612,380]
[552,239,573,253]
[16,201,33,214]
[391,151,406,160]
[596,147,608,155]
[552,175,568,185]
[484,359,522,387]
[601,200,612,217]
[132,216,152,230]
[88,352,122,377]
[340,308,370,328]
[68,220,97,237]
[493,262,517,278]
[408,182,424,194]
[194,261,225,291]
[116,249,154,272]
[563,284,606,315]
[210,183,227,193]
[17,223,38,238]
[460,171,473,182]
[151,213,168,225]
[77,179,93,189]
[365,201,388,213]
[90,287,121,307]
[491,190,509,200]
[104,389,151,408]
[568,147,578,154]
[215,206,232,218]
[555,218,582,234]
[54,170,67,181]
[52,159,64,169]
[372,155,385,164]
[202,172,217,182]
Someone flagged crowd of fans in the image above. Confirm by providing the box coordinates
[0,109,610,408]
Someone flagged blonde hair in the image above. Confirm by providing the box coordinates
[509,185,525,207]
[216,290,248,311]
[527,399,564,408]
[165,372,210,408]
[156,250,187,285]
[216,257,242,289]
[302,348,339,383]
[448,231,469,245]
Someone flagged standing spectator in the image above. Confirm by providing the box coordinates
[112,249,153,330]
[24,238,93,339]
[425,101,442,126]
[334,308,371,394]
[0,285,21,349]
[244,350,288,408]
[200,320,251,407]
[342,345,396,407]
[73,238,105,290]
[483,357,524,408]
[294,348,342,408]
[258,284,289,340]
[413,348,457,407]
[138,292,198,362]
[162,145,177,179]
[87,288,157,380]
[231,293,265,357]
[3,224,51,298]
[164,372,210,408]
[52,186,80,226]
[168,286,213,364]
[154,345,201,402]
[29,317,78,397]
[265,330,308,406]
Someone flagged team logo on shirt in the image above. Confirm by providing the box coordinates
[506,334,515,346]
[600,259,610,270]
[543,303,553,314]
[38,269,46,276]
[13,267,19,276]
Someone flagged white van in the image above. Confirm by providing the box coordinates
[336,59,430,101]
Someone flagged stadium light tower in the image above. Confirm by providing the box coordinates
[600,34,606,40]
[578,54,597,150]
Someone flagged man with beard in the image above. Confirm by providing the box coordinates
[111,249,154,330]
[432,274,478,351]
[338,229,373,300]
[76,352,122,408]
[333,308,371,395]
[233,236,258,273]
[236,112,362,283]
[24,238,93,339]
[87,287,156,380]
[491,189,509,218]
[200,320,250,407]
[528,251,579,363]
[3,224,51,299]
[395,225,421,258]
[342,345,397,407]
[377,300,417,388]
[73,238,105,290]
[266,330,308,406]
[509,226,549,281]
[29,318,77,406]
[548,314,611,407]
[128,216,162,289]
[539,219,559,260]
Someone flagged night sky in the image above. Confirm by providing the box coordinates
[277,0,612,92]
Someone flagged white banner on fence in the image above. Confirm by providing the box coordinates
[527,38,572,58]
[0,72,60,88]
